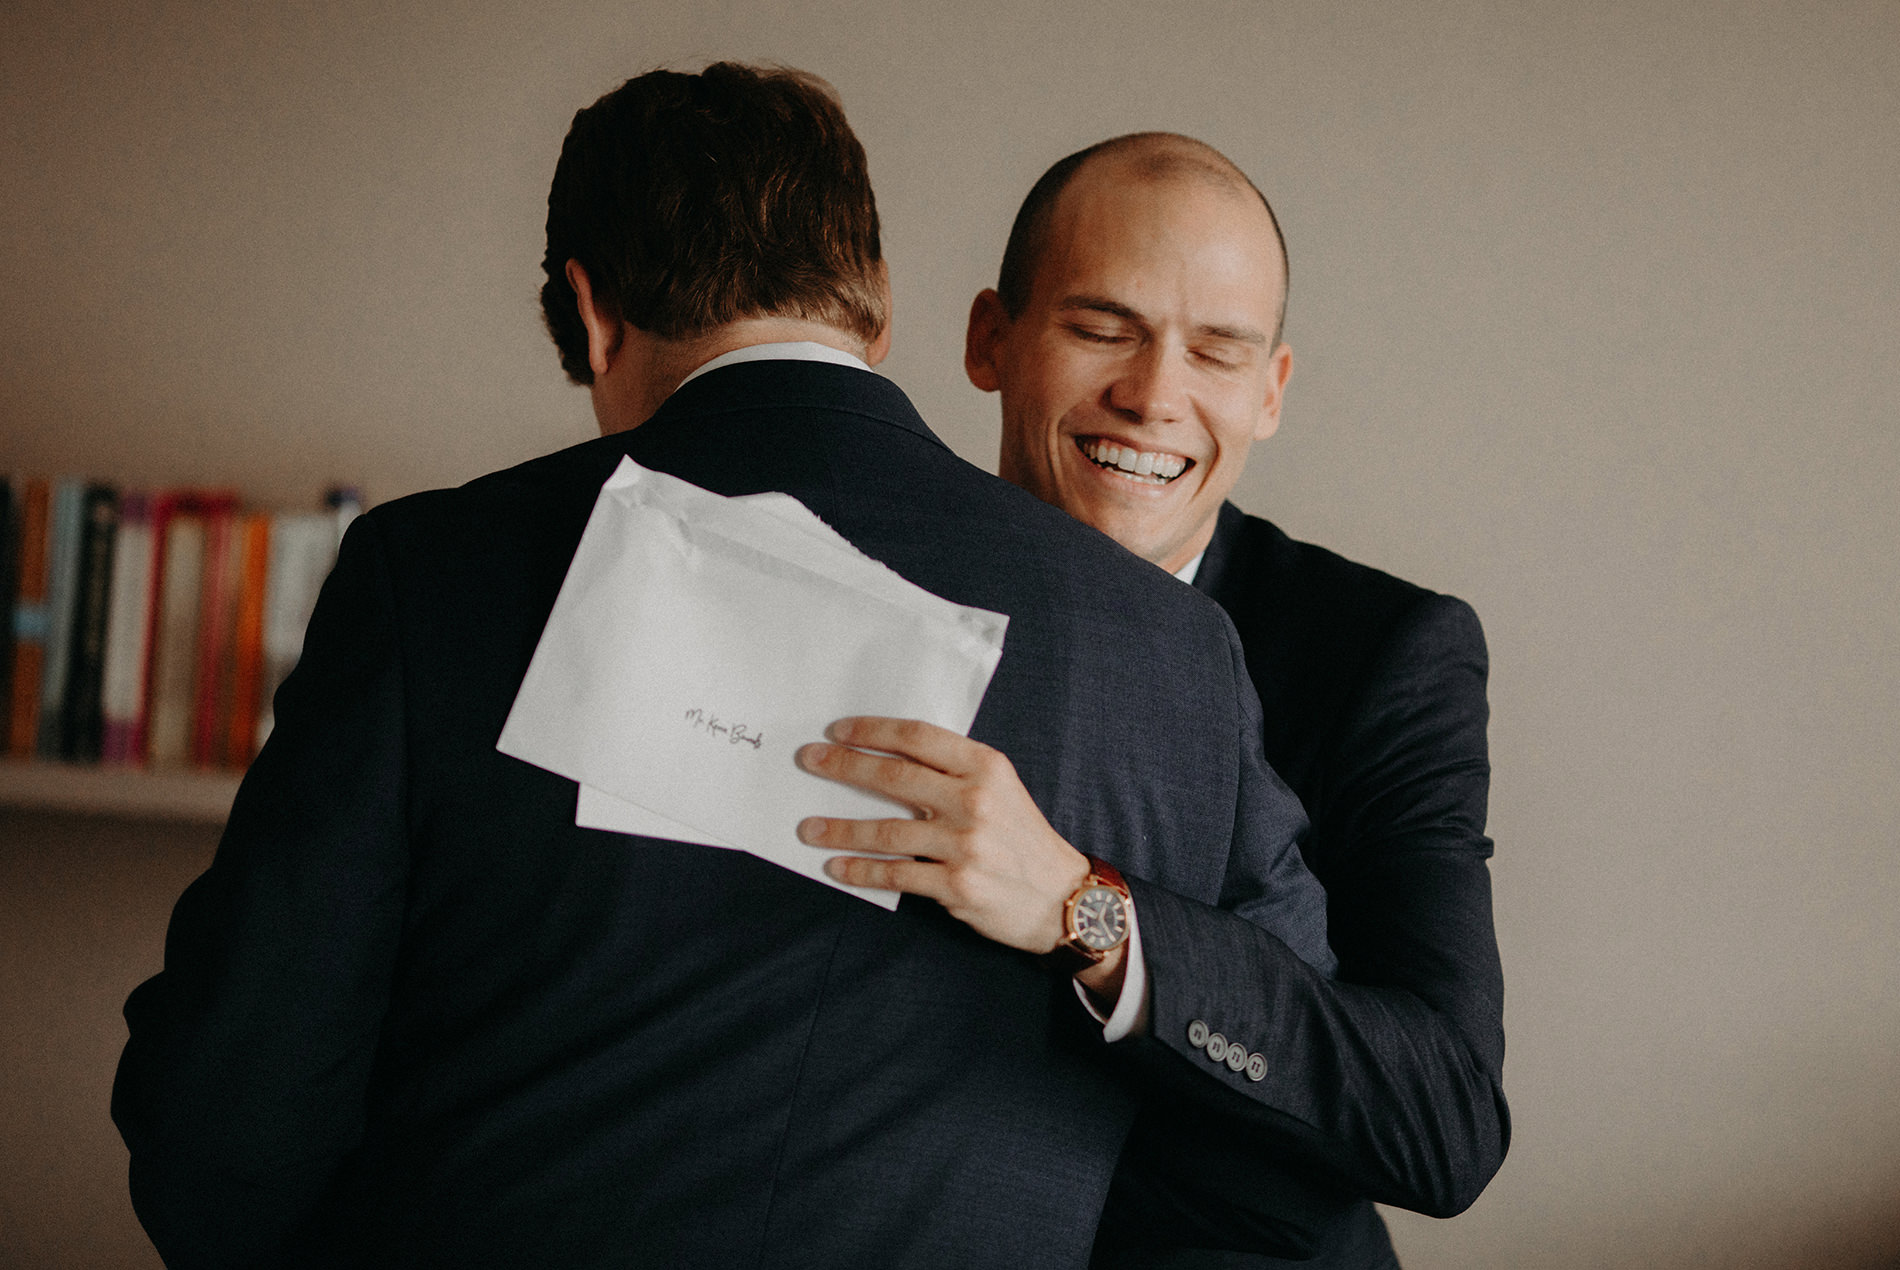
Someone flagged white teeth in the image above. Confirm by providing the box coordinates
[1079,438,1188,484]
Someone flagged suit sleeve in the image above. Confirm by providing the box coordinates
[1104,596,1508,1249]
[111,515,412,1268]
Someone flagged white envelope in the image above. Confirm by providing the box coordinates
[497,458,1009,907]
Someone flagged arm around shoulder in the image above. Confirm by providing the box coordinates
[1110,593,1508,1220]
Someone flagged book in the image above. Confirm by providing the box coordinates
[101,493,157,764]
[224,513,271,768]
[0,480,16,729]
[2,480,361,773]
[190,502,241,767]
[255,510,346,749]
[145,513,206,767]
[7,479,51,759]
[59,483,119,761]
[36,479,86,757]
[142,491,238,767]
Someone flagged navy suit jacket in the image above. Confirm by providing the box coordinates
[1094,503,1509,1269]
[113,363,1334,1270]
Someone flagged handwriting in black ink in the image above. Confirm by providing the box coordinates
[683,708,764,751]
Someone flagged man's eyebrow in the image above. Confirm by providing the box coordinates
[1057,295,1145,323]
[1055,295,1267,345]
[1197,322,1268,346]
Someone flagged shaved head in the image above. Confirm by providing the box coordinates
[969,133,1295,573]
[996,133,1289,346]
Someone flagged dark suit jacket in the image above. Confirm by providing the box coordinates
[1094,503,1508,1269]
[112,363,1334,1270]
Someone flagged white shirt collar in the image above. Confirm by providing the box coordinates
[678,340,873,388]
[1172,551,1206,586]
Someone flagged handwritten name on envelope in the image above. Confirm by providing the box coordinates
[497,458,1009,907]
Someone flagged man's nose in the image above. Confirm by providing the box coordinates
[1105,343,1186,424]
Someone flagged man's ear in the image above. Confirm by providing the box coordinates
[864,261,893,366]
[1253,342,1294,441]
[964,289,1008,393]
[565,259,623,380]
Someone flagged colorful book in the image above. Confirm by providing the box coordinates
[7,479,51,759]
[36,479,86,757]
[224,513,271,769]
[0,479,16,728]
[190,501,241,767]
[59,483,119,761]
[101,493,157,764]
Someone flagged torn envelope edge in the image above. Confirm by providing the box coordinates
[610,460,1009,652]
[500,458,1008,908]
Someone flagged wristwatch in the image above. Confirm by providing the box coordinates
[1047,857,1132,973]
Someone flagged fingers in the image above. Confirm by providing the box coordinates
[821,852,943,898]
[797,813,932,858]
[823,717,990,777]
[796,739,958,813]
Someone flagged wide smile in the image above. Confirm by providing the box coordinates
[1075,437,1192,486]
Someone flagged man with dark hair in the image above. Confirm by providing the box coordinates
[112,68,1336,1268]
[538,63,890,375]
[953,131,1510,1266]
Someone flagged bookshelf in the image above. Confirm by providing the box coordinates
[0,760,240,824]
[4,479,356,824]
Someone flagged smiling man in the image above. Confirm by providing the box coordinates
[971,137,1292,577]
[963,134,1510,1266]
[112,76,1348,1270]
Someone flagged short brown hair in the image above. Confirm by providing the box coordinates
[996,133,1288,347]
[540,63,887,385]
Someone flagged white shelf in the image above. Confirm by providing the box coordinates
[0,760,240,824]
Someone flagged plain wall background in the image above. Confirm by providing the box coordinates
[4,1,1896,1266]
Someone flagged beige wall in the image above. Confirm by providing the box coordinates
[4,2,1897,1266]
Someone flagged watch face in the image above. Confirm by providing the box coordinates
[1072,885,1128,951]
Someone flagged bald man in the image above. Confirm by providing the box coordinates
[983,133,1510,1268]
[815,135,1508,1267]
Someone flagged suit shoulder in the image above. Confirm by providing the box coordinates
[361,435,629,552]
[1208,508,1479,648]
[345,441,647,634]
[1200,509,1485,784]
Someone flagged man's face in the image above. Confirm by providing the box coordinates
[969,165,1291,574]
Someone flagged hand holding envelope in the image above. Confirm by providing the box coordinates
[497,457,1009,909]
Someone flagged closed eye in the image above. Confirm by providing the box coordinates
[1192,345,1253,371]
[1066,324,1132,345]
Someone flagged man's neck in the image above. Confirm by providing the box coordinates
[594,318,877,436]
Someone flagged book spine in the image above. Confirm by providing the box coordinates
[224,514,271,768]
[190,506,238,767]
[0,479,16,727]
[61,483,119,761]
[145,514,204,767]
[7,479,51,759]
[36,479,86,757]
[100,494,155,764]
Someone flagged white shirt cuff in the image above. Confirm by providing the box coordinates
[1071,896,1150,1042]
